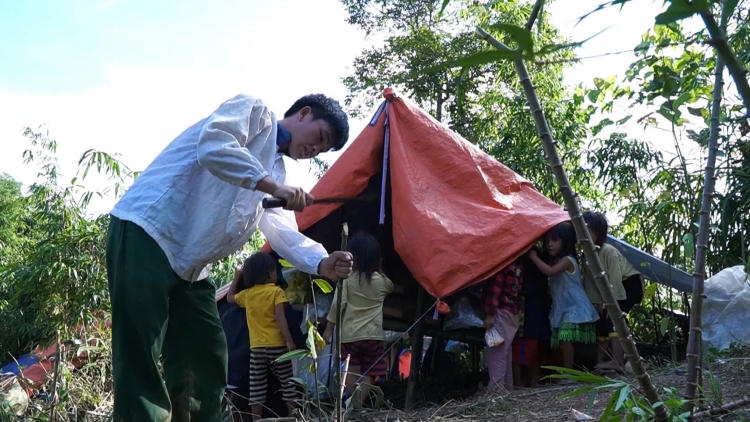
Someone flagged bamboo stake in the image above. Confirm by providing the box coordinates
[475,2,667,420]
[684,54,725,415]
[694,396,750,419]
[334,223,349,422]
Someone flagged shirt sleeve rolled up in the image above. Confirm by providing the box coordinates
[196,94,273,190]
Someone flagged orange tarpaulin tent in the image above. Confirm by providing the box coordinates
[263,88,569,299]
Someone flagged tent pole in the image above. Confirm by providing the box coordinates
[405,285,426,410]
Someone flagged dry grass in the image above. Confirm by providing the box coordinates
[347,348,750,421]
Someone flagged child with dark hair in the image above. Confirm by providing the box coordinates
[581,211,645,372]
[227,252,297,420]
[323,231,394,402]
[528,222,599,373]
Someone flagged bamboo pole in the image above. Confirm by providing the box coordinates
[475,2,666,420]
[699,9,750,116]
[684,54,725,414]
[694,396,750,419]
[334,223,349,422]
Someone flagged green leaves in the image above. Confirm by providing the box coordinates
[275,349,310,363]
[655,0,710,25]
[424,49,522,74]
[313,278,334,294]
[279,259,294,268]
[487,23,534,56]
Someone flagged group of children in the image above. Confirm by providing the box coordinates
[481,211,645,390]
[226,231,392,419]
[224,210,645,418]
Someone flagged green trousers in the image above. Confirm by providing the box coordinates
[106,216,228,422]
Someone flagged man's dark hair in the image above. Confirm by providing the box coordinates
[285,94,350,151]
[242,252,276,289]
[582,211,608,247]
[348,231,382,285]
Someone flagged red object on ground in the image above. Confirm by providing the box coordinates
[262,88,568,299]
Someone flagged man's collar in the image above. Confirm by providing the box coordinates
[277,123,292,157]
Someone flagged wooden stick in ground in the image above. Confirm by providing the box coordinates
[694,396,750,419]
[340,354,351,407]
[49,330,61,422]
[684,53,725,415]
[334,223,349,422]
[474,3,666,420]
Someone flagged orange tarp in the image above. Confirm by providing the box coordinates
[264,88,569,299]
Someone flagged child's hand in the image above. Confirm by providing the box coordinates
[528,249,538,259]
[286,340,297,352]
[322,327,333,344]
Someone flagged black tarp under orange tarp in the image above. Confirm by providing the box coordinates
[263,88,569,299]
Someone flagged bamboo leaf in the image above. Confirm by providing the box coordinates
[438,0,451,18]
[275,349,310,362]
[655,0,710,25]
[279,259,294,268]
[672,92,692,110]
[615,384,631,411]
[683,232,695,260]
[660,317,671,335]
[721,0,739,25]
[313,278,334,294]
[488,23,534,56]
[424,50,522,74]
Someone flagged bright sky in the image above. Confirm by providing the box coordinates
[0,0,700,216]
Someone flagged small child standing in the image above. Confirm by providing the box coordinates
[581,211,645,372]
[481,260,523,390]
[323,231,394,403]
[528,222,599,373]
[227,252,297,420]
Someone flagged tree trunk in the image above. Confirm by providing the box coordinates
[475,2,667,420]
[684,54,725,415]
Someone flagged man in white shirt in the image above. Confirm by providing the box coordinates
[106,93,354,422]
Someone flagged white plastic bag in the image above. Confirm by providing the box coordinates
[702,265,750,350]
[485,326,505,347]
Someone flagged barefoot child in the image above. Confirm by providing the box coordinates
[581,211,644,372]
[528,222,598,375]
[324,231,394,403]
[227,253,298,420]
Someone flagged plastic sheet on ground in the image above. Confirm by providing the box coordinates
[702,265,750,350]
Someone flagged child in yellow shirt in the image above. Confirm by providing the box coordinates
[227,252,297,420]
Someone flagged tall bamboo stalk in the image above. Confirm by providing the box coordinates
[684,54,725,415]
[334,223,349,422]
[699,9,750,116]
[475,2,666,420]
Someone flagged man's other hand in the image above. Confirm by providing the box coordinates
[318,251,353,280]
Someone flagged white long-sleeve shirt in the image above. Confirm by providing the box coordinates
[111,94,328,281]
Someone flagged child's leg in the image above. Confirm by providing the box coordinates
[560,341,575,369]
[248,348,269,420]
[269,346,297,416]
[512,364,523,387]
[529,362,541,387]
